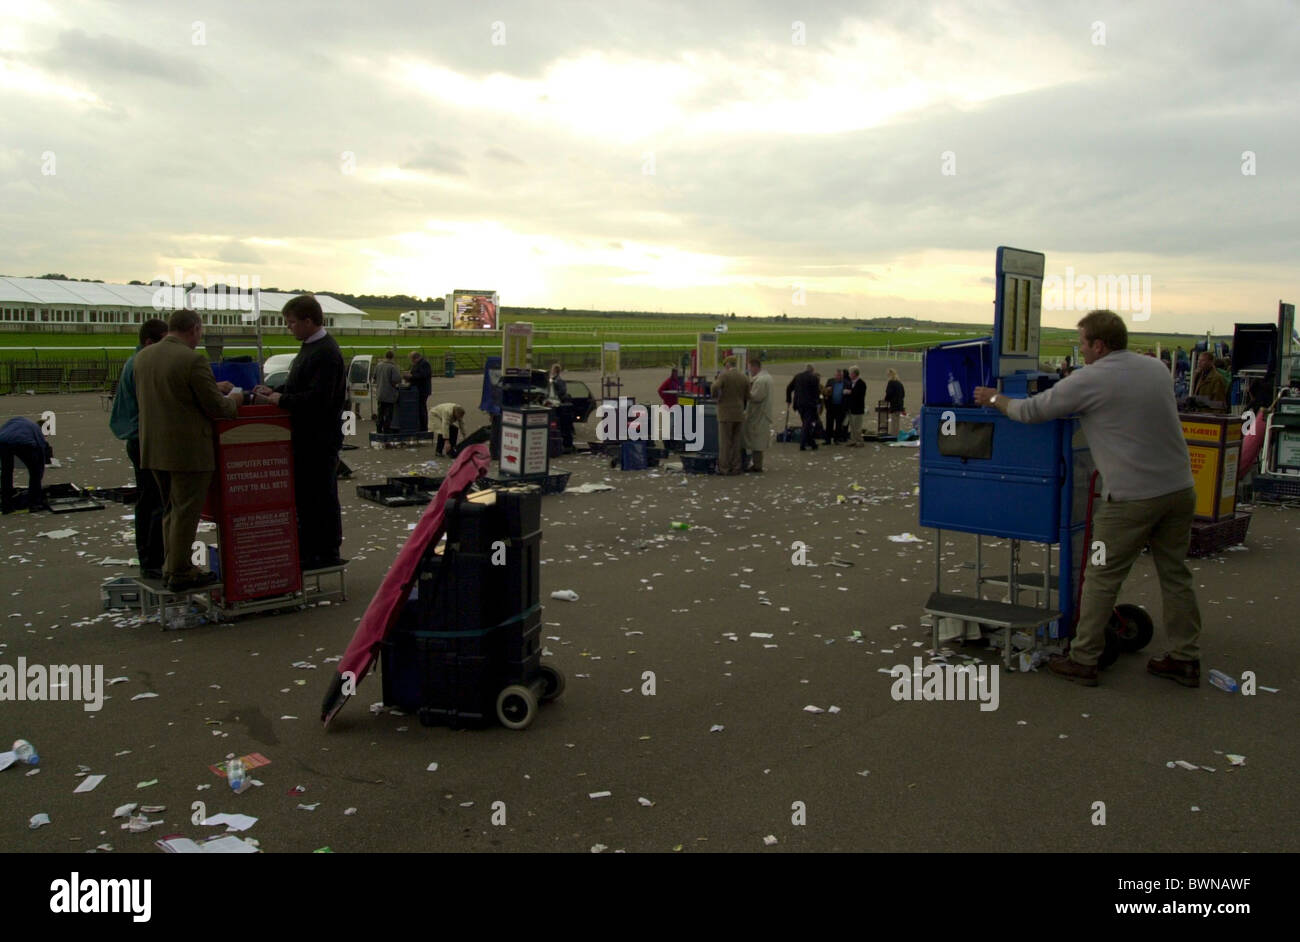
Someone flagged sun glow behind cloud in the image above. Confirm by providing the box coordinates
[390,16,1089,140]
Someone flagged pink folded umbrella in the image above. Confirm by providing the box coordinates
[1239,408,1264,478]
[321,444,491,727]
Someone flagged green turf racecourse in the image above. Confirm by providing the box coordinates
[0,309,1212,365]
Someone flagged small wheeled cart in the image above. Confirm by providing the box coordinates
[380,485,564,729]
[924,466,1155,671]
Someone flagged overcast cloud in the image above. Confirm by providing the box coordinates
[1,0,1296,331]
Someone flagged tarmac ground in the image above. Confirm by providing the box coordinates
[1,358,1297,853]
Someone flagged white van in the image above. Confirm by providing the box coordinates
[262,353,298,389]
[347,354,374,421]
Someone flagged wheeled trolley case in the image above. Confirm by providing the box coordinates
[379,485,564,729]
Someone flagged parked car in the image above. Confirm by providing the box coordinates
[562,379,595,422]
[262,353,297,390]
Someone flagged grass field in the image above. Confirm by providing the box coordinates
[0,309,1209,365]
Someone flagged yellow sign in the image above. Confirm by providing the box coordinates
[1181,418,1243,444]
[1187,444,1240,519]
[697,333,717,374]
[503,323,532,373]
[1188,446,1213,516]
[602,342,620,377]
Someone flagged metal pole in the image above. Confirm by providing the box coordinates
[934,528,941,592]
[1009,539,1018,603]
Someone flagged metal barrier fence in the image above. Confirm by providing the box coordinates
[3,356,130,393]
[838,348,925,361]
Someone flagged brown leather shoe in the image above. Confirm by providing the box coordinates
[1147,654,1200,687]
[1047,655,1098,686]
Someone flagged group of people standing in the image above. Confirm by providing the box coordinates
[786,365,905,449]
[108,296,347,590]
[701,359,906,472]
[374,350,433,434]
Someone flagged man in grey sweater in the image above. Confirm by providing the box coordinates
[374,350,402,434]
[974,309,1203,687]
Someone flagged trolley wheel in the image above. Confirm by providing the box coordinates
[1098,628,1121,670]
[1110,604,1154,653]
[538,664,565,703]
[496,685,538,730]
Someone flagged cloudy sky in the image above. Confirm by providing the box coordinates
[2,0,1296,332]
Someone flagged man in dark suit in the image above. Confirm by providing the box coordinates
[846,367,868,446]
[407,351,433,431]
[109,317,169,577]
[133,309,241,590]
[791,364,823,451]
[547,363,575,452]
[254,294,347,570]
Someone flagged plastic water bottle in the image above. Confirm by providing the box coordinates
[1208,670,1239,693]
[167,607,205,630]
[670,521,691,531]
[13,739,39,765]
[227,758,245,792]
[947,372,964,406]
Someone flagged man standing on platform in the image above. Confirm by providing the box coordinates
[1191,350,1228,408]
[109,317,169,578]
[711,355,749,475]
[974,309,1203,688]
[408,351,432,431]
[133,309,241,590]
[547,363,575,453]
[253,294,347,570]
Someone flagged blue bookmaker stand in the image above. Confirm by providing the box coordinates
[918,247,1095,670]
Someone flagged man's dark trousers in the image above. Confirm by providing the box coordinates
[295,444,342,565]
[0,443,44,512]
[125,438,164,571]
[557,403,575,450]
[798,406,819,449]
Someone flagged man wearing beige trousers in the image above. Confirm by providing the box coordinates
[975,309,1203,688]
[711,356,749,475]
[134,309,241,591]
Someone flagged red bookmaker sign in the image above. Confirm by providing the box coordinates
[208,406,302,602]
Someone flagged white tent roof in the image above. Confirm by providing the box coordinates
[0,277,366,316]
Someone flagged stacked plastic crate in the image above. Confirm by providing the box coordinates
[380,486,563,729]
